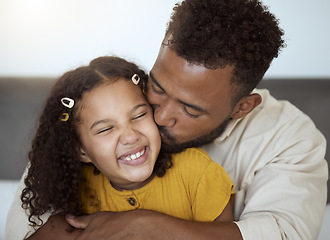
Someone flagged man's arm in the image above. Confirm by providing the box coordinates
[66,210,242,240]
[24,211,240,240]
[234,111,328,240]
[26,201,241,240]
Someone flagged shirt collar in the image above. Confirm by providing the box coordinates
[215,88,260,142]
[215,117,242,142]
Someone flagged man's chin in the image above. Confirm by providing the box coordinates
[160,117,231,154]
[159,131,185,153]
[161,142,187,154]
[160,137,204,154]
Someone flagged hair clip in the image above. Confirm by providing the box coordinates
[131,74,140,85]
[61,97,75,109]
[59,113,70,122]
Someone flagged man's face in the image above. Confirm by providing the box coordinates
[147,46,235,153]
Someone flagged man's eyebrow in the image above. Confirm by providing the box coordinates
[149,71,208,114]
[149,72,166,93]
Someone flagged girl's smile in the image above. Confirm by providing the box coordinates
[117,146,148,166]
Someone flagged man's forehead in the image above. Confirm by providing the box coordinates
[155,44,233,75]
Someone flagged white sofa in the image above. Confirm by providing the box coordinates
[1,180,19,240]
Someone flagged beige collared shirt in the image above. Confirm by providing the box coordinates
[202,89,328,239]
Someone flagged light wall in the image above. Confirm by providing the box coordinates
[0,0,329,78]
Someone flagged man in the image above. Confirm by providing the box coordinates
[6,0,328,239]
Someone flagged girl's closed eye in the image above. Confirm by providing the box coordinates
[132,112,148,120]
[95,112,148,135]
[96,126,114,135]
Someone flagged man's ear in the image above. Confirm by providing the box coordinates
[231,93,262,119]
[80,148,92,163]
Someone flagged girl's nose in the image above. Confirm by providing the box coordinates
[119,127,140,145]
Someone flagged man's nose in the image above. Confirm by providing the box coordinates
[153,101,177,128]
[119,127,140,145]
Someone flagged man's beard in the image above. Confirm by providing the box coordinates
[159,117,231,154]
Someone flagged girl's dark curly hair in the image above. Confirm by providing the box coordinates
[21,56,172,227]
[166,0,286,104]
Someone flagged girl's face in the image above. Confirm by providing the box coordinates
[77,79,161,190]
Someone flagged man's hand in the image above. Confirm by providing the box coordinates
[66,210,157,240]
[27,213,83,240]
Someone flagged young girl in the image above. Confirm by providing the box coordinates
[21,56,234,235]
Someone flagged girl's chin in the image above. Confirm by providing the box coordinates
[123,170,155,190]
[132,166,155,181]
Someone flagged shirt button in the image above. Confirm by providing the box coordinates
[127,197,137,206]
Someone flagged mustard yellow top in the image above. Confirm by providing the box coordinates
[81,148,234,222]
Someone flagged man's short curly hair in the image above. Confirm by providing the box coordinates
[166,0,285,103]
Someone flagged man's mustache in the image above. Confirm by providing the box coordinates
[157,125,175,142]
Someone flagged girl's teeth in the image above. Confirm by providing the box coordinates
[123,148,145,161]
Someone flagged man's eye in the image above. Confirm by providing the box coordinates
[151,84,165,94]
[183,106,200,118]
[132,112,147,120]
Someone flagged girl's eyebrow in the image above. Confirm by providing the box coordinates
[90,103,148,130]
[90,119,111,130]
[133,103,148,110]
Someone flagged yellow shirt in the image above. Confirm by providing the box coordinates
[81,148,234,222]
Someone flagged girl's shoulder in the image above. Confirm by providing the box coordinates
[169,148,231,184]
[170,147,222,176]
[171,148,213,167]
[168,148,234,205]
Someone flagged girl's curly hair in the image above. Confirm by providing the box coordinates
[21,56,172,227]
[166,0,286,104]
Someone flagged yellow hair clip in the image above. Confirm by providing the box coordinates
[59,113,70,122]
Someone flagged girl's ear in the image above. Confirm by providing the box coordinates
[231,93,262,119]
[80,148,92,163]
